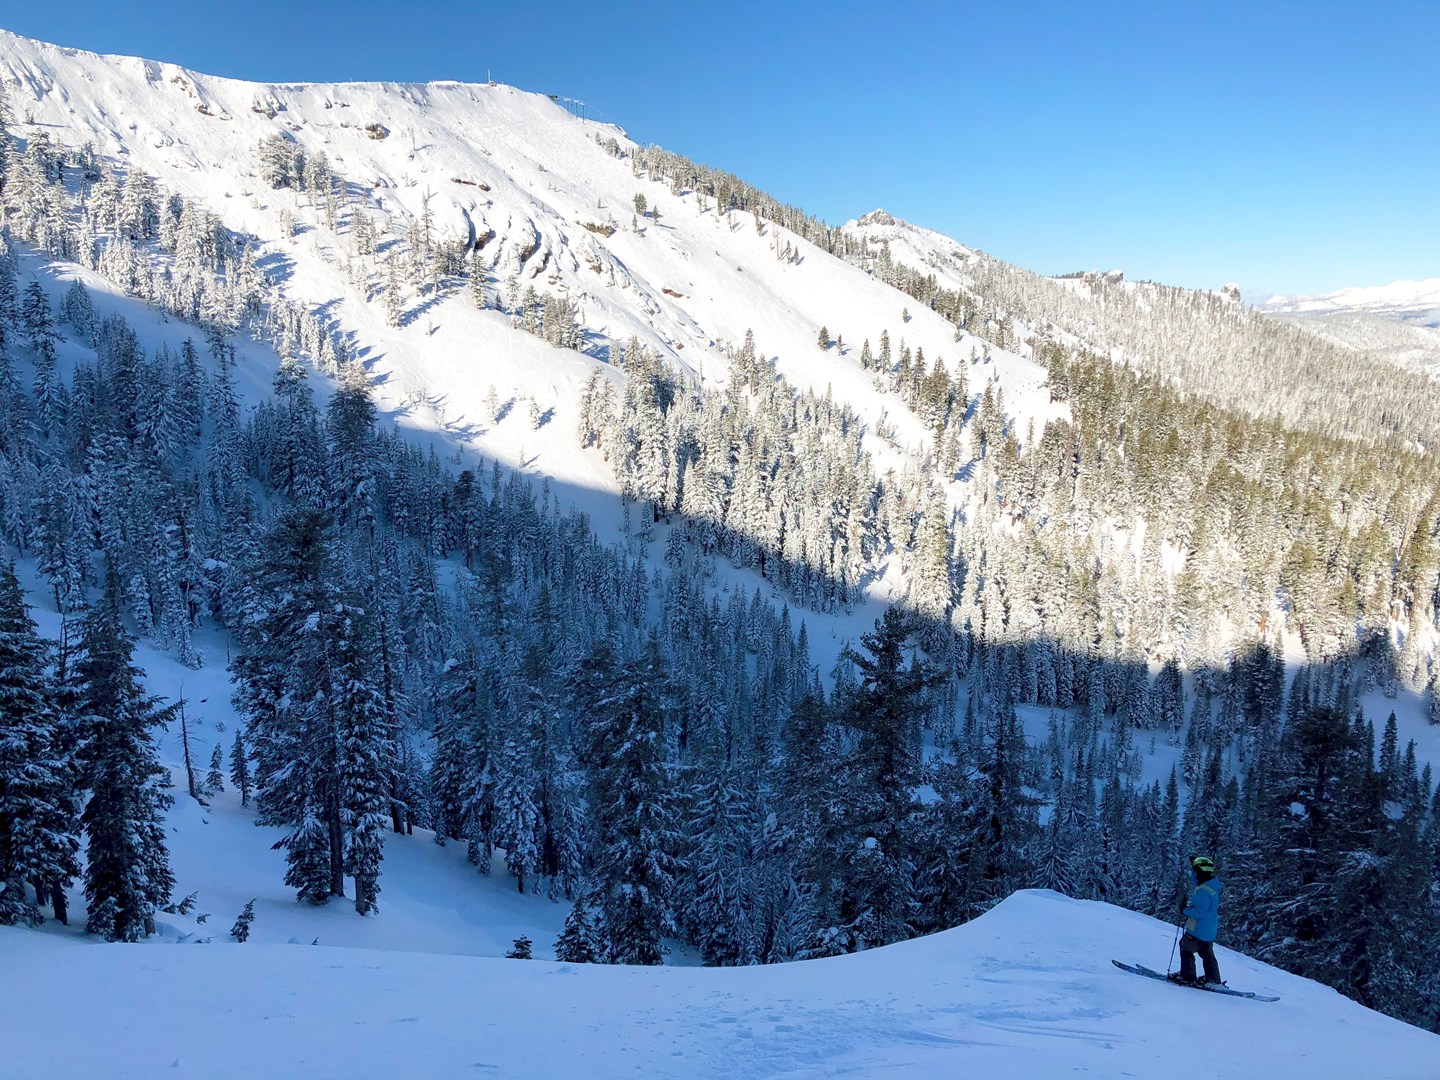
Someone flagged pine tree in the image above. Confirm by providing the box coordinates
[816,609,940,951]
[232,509,391,912]
[335,601,390,916]
[230,898,256,942]
[576,640,678,965]
[21,281,55,347]
[0,562,80,926]
[506,934,533,959]
[77,565,175,941]
[230,728,251,807]
[555,901,601,963]
[384,255,404,328]
[469,260,488,308]
[494,731,542,893]
[977,698,1041,897]
[683,767,756,965]
[232,509,346,904]
[206,742,224,795]
[1230,703,1373,986]
[326,363,378,532]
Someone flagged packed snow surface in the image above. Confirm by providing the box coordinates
[3,889,1434,1079]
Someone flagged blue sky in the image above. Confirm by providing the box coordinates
[3,2,1436,297]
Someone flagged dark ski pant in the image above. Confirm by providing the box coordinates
[1180,931,1222,983]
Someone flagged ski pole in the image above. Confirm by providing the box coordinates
[1167,924,1181,975]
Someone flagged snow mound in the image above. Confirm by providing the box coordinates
[2,889,1434,1079]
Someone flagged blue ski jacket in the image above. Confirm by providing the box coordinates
[1184,876,1222,942]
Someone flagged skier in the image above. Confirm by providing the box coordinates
[1169,854,1223,986]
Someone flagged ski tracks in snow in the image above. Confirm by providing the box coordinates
[622,952,1129,1077]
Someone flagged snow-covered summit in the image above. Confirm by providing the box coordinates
[846,207,976,288]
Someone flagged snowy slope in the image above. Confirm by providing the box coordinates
[0,244,568,961]
[0,27,1082,697]
[3,889,1434,1079]
[0,28,1055,524]
[10,538,570,960]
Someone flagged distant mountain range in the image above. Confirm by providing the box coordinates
[1260,278,1440,373]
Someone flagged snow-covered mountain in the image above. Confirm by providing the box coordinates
[0,27,1050,531]
[0,26,1076,684]
[3,26,1440,1070]
[1261,277,1440,373]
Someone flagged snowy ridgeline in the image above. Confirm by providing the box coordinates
[2,890,1436,1080]
[844,214,1440,452]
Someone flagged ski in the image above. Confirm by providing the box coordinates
[1112,960,1280,1002]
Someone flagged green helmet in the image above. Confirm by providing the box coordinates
[1191,855,1215,874]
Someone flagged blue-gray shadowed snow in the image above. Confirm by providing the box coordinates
[1,890,1432,1079]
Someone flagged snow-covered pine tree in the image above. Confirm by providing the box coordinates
[505,934,533,959]
[31,337,65,440]
[230,898,256,942]
[206,742,224,794]
[554,900,601,963]
[231,508,347,904]
[0,561,80,926]
[325,362,378,533]
[334,600,390,916]
[76,564,176,941]
[230,728,251,807]
[827,607,940,949]
[21,280,54,347]
[493,730,542,893]
[681,766,757,965]
[576,640,679,965]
